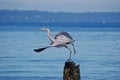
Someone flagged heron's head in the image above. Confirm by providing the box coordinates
[40,27,49,31]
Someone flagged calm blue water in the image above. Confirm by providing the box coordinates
[0,26,120,80]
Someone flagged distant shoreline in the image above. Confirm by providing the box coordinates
[0,10,120,27]
[0,22,120,27]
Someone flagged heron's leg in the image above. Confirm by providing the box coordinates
[72,43,76,54]
[65,46,72,60]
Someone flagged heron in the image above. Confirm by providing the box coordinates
[34,28,76,60]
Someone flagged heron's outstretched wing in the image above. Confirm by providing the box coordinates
[55,32,73,40]
[34,46,50,52]
[34,47,46,52]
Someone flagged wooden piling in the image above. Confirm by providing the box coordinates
[63,60,80,80]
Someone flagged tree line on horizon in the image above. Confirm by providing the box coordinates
[0,10,120,26]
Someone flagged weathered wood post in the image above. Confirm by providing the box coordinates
[63,60,80,80]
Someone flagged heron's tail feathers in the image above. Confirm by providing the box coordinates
[34,46,50,52]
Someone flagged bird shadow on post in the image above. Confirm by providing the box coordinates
[63,60,81,80]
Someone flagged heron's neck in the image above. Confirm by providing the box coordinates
[46,29,55,42]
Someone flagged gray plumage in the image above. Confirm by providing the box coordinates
[34,28,76,60]
[55,32,73,40]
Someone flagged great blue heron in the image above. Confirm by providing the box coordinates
[34,28,76,60]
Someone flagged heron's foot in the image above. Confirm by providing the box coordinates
[67,57,72,62]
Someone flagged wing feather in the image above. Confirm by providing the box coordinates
[54,32,73,44]
[55,32,73,40]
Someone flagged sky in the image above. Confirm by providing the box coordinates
[0,0,120,12]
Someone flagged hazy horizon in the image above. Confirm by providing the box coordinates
[0,9,120,13]
[0,0,120,13]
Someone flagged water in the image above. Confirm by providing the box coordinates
[0,26,120,80]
